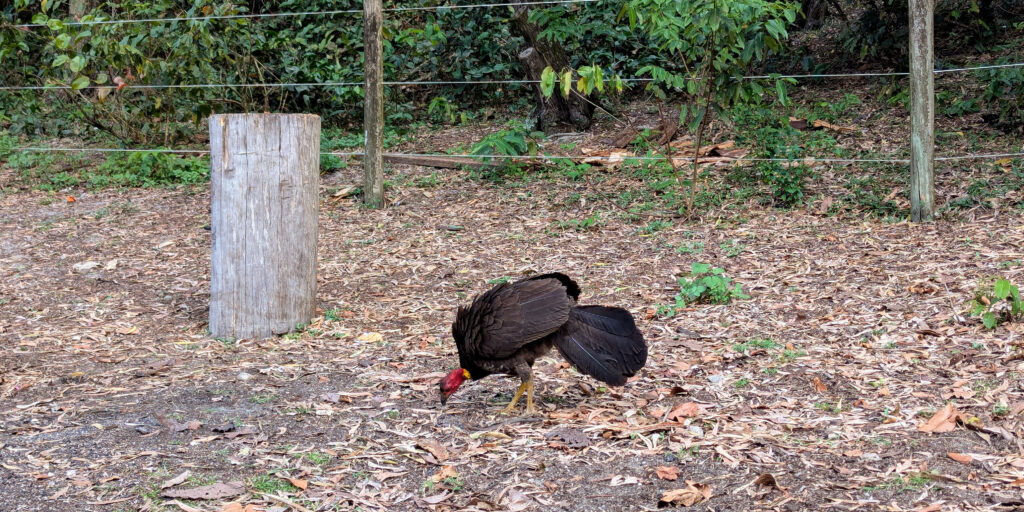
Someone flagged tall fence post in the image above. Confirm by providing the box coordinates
[208,114,321,339]
[909,0,935,222]
[363,0,385,208]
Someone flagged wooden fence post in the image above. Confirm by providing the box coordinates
[363,0,385,208]
[208,114,321,339]
[909,0,935,222]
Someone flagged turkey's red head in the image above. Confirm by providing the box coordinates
[439,368,470,405]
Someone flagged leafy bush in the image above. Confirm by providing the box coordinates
[761,162,812,208]
[969,277,1022,329]
[92,151,208,187]
[658,262,749,316]
[976,57,1024,132]
[10,149,208,190]
[838,0,1023,67]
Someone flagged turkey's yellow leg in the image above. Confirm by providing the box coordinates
[524,379,537,415]
[501,379,530,414]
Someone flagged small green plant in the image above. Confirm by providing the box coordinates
[638,219,672,235]
[472,123,542,162]
[734,377,750,389]
[733,338,778,353]
[657,263,749,317]
[301,451,332,466]
[486,276,512,285]
[251,393,276,404]
[993,403,1011,417]
[968,277,1023,329]
[427,96,458,124]
[552,213,603,232]
[719,239,746,258]
[761,162,812,208]
[676,240,705,254]
[250,474,299,494]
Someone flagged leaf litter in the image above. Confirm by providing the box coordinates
[2,99,1024,510]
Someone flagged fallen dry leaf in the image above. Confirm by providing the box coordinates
[428,465,457,483]
[507,489,533,511]
[918,403,961,433]
[948,452,973,465]
[753,473,786,494]
[160,481,245,500]
[658,480,711,507]
[416,439,448,463]
[422,491,451,504]
[666,402,701,421]
[656,466,679,481]
[287,477,308,490]
[812,377,827,393]
[160,470,191,489]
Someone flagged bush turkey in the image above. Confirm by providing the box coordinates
[438,273,647,414]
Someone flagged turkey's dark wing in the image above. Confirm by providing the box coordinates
[515,272,581,301]
[455,277,573,361]
[552,305,647,386]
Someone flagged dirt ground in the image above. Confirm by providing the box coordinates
[3,92,1024,511]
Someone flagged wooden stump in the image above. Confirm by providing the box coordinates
[208,113,321,339]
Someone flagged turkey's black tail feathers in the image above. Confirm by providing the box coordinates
[552,305,647,386]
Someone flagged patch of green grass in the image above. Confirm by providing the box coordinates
[778,347,807,362]
[299,451,332,466]
[251,394,276,404]
[863,472,932,494]
[675,240,705,254]
[719,239,746,258]
[486,276,512,285]
[551,213,603,232]
[814,401,841,414]
[733,338,779,353]
[734,377,750,389]
[637,219,672,235]
[250,473,299,494]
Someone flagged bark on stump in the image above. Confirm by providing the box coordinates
[209,113,321,339]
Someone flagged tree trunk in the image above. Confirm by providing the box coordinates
[363,0,385,208]
[908,0,935,222]
[208,113,321,339]
[511,1,593,130]
[518,48,563,129]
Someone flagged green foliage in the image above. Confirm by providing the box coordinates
[839,0,1022,66]
[471,123,542,161]
[622,0,799,209]
[969,277,1023,329]
[624,0,798,126]
[733,338,778,353]
[6,147,207,191]
[761,161,812,208]
[843,174,905,219]
[658,262,749,316]
[976,58,1024,132]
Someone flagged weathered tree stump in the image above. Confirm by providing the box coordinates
[208,113,321,339]
[511,1,594,130]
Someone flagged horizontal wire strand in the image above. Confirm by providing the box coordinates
[3,63,1021,91]
[8,0,599,28]
[11,147,1023,163]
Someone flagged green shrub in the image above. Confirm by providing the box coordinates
[969,277,1023,329]
[761,161,812,208]
[976,57,1024,132]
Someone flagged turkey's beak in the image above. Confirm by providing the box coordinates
[440,392,449,406]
